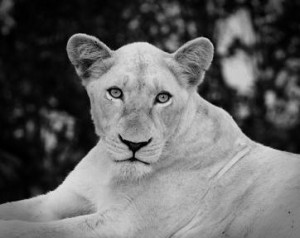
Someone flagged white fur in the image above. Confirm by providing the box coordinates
[0,35,300,238]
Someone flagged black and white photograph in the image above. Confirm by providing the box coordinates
[0,0,299,237]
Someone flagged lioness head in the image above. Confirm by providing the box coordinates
[67,34,213,178]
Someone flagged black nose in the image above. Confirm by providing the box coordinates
[119,135,152,153]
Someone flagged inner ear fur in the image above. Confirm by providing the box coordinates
[173,37,214,88]
[66,33,113,81]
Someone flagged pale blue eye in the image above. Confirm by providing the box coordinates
[156,92,171,103]
[108,88,123,99]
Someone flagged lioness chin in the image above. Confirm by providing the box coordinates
[0,34,299,238]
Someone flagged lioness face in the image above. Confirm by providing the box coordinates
[86,44,189,178]
[67,34,213,179]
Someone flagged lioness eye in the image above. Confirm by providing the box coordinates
[108,88,123,99]
[156,92,172,104]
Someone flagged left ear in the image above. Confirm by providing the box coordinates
[66,33,113,81]
[173,37,214,88]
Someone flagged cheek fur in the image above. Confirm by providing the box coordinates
[155,104,183,138]
[89,92,106,134]
[89,89,122,134]
[162,107,181,126]
[101,97,124,130]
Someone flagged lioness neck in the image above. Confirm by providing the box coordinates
[168,92,254,173]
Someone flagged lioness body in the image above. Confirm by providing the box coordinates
[0,35,299,238]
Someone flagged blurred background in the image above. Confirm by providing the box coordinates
[0,0,300,203]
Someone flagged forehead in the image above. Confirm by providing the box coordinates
[108,43,177,91]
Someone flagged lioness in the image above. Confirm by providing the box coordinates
[0,34,299,238]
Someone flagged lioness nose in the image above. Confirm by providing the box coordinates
[119,135,152,153]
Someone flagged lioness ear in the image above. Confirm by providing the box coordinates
[66,33,113,81]
[173,37,214,88]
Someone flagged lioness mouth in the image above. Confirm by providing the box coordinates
[115,157,150,165]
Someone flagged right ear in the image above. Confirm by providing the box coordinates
[172,37,214,89]
[66,33,113,81]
